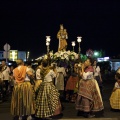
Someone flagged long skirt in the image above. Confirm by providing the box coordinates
[35,82,62,118]
[65,76,79,91]
[11,82,35,116]
[110,89,120,110]
[55,73,64,91]
[34,80,42,92]
[76,79,104,112]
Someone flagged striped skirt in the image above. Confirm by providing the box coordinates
[35,82,61,118]
[11,82,35,116]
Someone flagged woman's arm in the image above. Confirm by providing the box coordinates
[26,68,35,79]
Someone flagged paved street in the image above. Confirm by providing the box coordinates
[0,79,120,120]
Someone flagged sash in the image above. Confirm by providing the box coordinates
[2,66,7,73]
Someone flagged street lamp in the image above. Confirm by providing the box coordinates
[71,41,76,51]
[46,36,51,54]
[77,36,82,54]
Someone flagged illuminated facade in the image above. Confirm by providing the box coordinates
[9,50,18,61]
[0,50,26,61]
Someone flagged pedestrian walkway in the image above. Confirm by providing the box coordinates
[60,118,120,120]
[0,80,120,120]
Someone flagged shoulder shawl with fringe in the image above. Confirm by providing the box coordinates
[40,67,50,81]
[14,66,27,83]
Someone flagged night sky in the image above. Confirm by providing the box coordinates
[0,1,120,59]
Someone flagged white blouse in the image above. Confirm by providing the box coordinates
[93,66,100,76]
[43,70,56,82]
[36,68,41,80]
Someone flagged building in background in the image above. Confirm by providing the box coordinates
[18,51,26,61]
[97,57,110,62]
[9,50,18,61]
[0,50,27,61]
[110,59,120,71]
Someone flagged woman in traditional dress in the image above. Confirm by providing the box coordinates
[35,59,62,119]
[65,63,79,102]
[76,57,104,118]
[55,63,66,101]
[34,61,42,92]
[93,60,103,95]
[110,68,120,110]
[11,59,35,120]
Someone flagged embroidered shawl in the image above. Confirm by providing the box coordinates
[40,67,50,81]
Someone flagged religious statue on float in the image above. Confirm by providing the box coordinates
[57,24,68,51]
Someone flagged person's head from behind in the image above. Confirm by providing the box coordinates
[73,63,79,73]
[26,61,32,67]
[41,59,49,67]
[16,59,24,66]
[74,63,78,68]
[38,60,42,66]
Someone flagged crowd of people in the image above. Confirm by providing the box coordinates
[0,57,120,120]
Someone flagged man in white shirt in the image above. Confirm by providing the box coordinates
[0,65,4,102]
[1,60,10,95]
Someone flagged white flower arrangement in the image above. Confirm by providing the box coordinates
[53,50,78,61]
[35,51,79,65]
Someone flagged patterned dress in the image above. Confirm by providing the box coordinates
[76,66,104,112]
[35,69,62,118]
